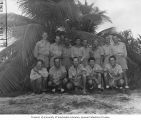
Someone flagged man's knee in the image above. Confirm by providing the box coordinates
[66,82,74,91]
[118,79,124,87]
[48,81,53,86]
[87,79,93,86]
[62,78,68,85]
[97,73,102,78]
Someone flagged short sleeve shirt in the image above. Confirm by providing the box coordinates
[68,65,83,78]
[34,40,50,56]
[91,46,104,59]
[102,44,112,56]
[49,66,66,80]
[111,42,127,57]
[50,43,63,57]
[62,45,72,57]
[81,46,91,59]
[71,46,83,58]
[30,67,48,81]
[104,63,123,76]
[85,64,103,76]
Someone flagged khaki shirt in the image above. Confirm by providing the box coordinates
[30,67,48,81]
[50,43,63,57]
[62,45,72,57]
[91,46,104,59]
[111,42,127,57]
[82,64,103,76]
[104,63,123,77]
[81,46,91,60]
[34,40,50,58]
[71,46,83,58]
[102,44,112,56]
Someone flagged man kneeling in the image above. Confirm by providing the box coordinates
[48,57,67,93]
[104,55,124,89]
[68,57,86,93]
[83,57,103,92]
[30,60,48,94]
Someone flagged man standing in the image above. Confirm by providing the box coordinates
[62,37,72,70]
[71,38,83,62]
[111,36,129,88]
[81,39,91,64]
[50,35,63,67]
[90,40,104,66]
[102,35,113,66]
[104,56,124,89]
[34,32,50,68]
[48,57,67,93]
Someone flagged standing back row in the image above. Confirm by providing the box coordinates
[33,32,128,72]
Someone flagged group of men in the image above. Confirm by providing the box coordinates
[30,32,129,94]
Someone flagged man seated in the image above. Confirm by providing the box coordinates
[104,55,124,89]
[30,60,48,94]
[48,57,67,93]
[68,57,87,94]
[82,57,103,91]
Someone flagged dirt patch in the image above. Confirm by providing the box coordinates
[0,90,141,114]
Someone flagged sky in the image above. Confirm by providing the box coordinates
[80,0,141,38]
[2,0,141,38]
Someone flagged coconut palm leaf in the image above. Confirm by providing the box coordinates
[77,0,94,15]
[97,27,116,36]
[76,1,111,33]
[0,24,43,95]
[18,0,80,24]
[18,0,80,41]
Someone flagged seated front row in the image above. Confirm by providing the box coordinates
[30,56,125,94]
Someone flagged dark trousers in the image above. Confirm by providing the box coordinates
[31,78,42,93]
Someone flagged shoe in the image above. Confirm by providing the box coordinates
[98,84,101,89]
[52,88,56,93]
[42,92,46,95]
[106,85,110,89]
[89,86,94,90]
[83,90,87,94]
[61,88,64,93]
[125,85,129,89]
[115,86,119,89]
[119,87,123,89]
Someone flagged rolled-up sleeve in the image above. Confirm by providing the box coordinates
[30,69,41,81]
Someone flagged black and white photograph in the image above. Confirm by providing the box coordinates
[0,0,141,119]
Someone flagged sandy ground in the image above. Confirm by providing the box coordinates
[0,90,141,114]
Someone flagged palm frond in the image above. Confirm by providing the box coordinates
[18,0,80,24]
[0,24,43,95]
[97,27,116,36]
